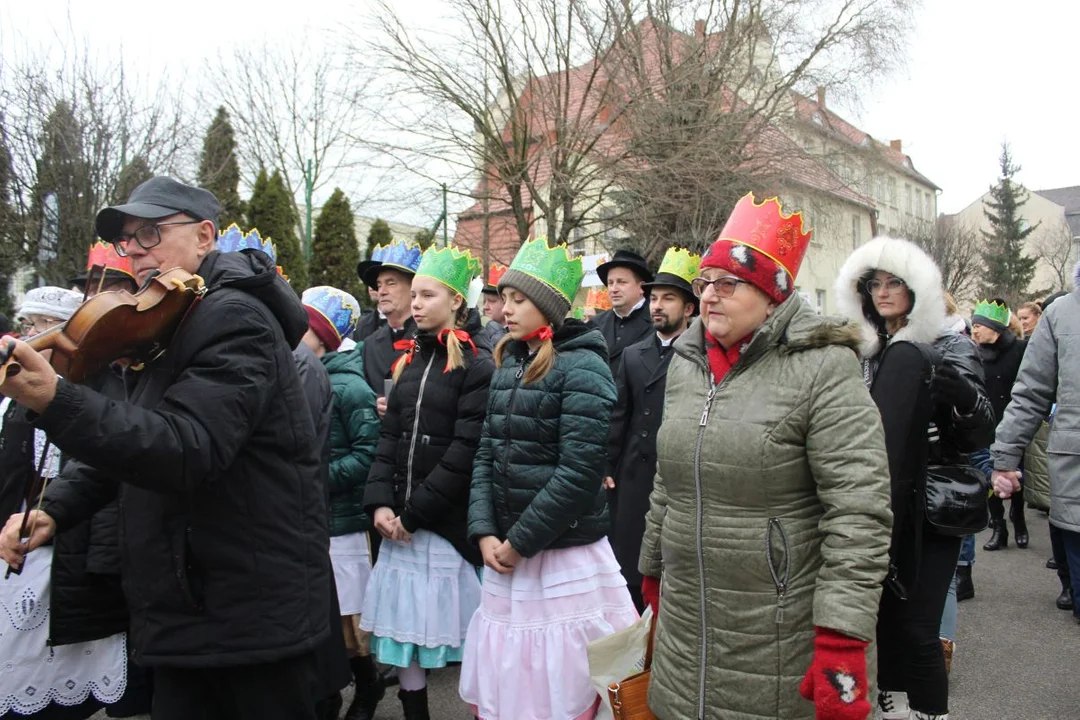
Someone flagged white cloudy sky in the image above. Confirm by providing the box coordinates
[2,0,1076,219]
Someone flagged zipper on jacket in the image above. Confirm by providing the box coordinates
[501,357,526,479]
[766,517,791,624]
[692,379,720,719]
[405,353,436,503]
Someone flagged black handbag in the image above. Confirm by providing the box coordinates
[923,464,990,537]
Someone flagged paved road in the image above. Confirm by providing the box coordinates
[92,516,1079,719]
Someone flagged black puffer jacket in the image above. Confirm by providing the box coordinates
[977,330,1027,424]
[363,323,493,567]
[39,249,330,669]
[468,321,616,558]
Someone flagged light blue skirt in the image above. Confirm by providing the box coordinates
[359,529,481,668]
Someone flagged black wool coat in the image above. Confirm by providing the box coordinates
[589,303,654,372]
[605,334,674,591]
[977,330,1026,425]
[362,317,418,394]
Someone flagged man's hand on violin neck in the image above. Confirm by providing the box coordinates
[0,510,56,570]
[0,338,59,414]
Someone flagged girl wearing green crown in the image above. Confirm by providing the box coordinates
[460,238,637,720]
[360,246,493,720]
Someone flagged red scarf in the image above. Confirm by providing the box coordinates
[521,325,554,343]
[704,330,745,385]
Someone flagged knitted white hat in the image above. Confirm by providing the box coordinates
[17,286,83,322]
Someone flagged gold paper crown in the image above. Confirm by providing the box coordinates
[655,247,701,284]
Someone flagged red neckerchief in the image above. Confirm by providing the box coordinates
[704,329,746,385]
[437,328,478,373]
[521,325,554,342]
[391,338,417,374]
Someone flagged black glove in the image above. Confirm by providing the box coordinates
[934,364,978,414]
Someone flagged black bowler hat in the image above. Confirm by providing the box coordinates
[596,249,653,285]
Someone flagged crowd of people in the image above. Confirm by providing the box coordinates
[0,177,1076,720]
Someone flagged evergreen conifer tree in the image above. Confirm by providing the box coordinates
[981,143,1039,305]
[310,188,363,298]
[112,155,153,204]
[414,228,436,250]
[248,168,308,292]
[198,107,246,229]
[0,131,18,316]
[365,218,393,260]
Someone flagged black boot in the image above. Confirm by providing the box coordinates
[316,692,343,720]
[1048,557,1059,570]
[983,519,1009,551]
[399,688,430,720]
[956,565,975,601]
[1057,585,1075,611]
[1011,492,1029,548]
[344,655,384,720]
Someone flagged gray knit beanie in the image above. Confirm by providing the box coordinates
[499,268,569,329]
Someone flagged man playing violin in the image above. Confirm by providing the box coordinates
[0,177,331,720]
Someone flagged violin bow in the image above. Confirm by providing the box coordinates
[4,437,55,579]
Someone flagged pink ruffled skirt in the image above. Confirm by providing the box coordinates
[459,538,638,720]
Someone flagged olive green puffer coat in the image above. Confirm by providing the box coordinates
[638,296,892,720]
[322,345,380,537]
[468,321,615,558]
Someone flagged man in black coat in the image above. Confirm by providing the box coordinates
[603,249,697,611]
[355,245,421,406]
[588,250,654,371]
[0,177,330,720]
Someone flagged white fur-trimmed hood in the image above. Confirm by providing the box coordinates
[835,236,946,358]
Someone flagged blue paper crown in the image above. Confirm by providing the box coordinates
[370,238,423,274]
[217,224,278,263]
[302,286,361,340]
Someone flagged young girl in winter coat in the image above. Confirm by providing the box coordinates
[360,246,492,720]
[301,286,385,720]
[459,238,638,720]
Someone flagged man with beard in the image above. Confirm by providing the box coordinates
[604,247,699,611]
[355,240,423,411]
[589,250,654,371]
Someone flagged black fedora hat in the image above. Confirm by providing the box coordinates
[644,272,698,310]
[596,249,653,285]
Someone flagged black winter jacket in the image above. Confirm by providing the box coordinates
[39,250,331,669]
[977,330,1027,424]
[469,321,616,558]
[363,324,493,567]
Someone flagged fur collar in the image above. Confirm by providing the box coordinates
[835,236,946,358]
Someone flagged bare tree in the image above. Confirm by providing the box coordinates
[903,216,983,302]
[1032,216,1076,293]
[603,0,917,261]
[208,38,387,252]
[0,39,194,285]
[363,0,635,262]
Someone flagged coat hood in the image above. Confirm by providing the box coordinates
[198,250,309,348]
[835,236,946,358]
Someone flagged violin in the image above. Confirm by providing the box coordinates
[0,267,206,384]
[1,267,205,578]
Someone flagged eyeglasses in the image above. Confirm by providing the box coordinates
[110,220,202,257]
[866,277,907,294]
[20,317,62,335]
[691,276,749,298]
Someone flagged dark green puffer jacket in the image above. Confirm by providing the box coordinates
[322,344,380,536]
[468,320,615,558]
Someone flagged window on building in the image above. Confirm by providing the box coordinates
[924,192,933,218]
[887,177,897,207]
[815,289,826,314]
[852,214,862,249]
[904,184,913,215]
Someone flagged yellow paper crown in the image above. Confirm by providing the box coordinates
[656,247,701,284]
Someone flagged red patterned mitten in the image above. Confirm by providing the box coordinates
[798,627,871,720]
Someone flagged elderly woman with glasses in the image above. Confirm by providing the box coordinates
[836,237,993,720]
[637,194,892,720]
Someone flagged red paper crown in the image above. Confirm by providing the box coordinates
[716,193,811,281]
[487,262,508,287]
[86,240,135,277]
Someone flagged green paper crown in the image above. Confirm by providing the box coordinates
[973,299,1010,327]
[656,247,701,284]
[509,236,584,303]
[415,245,482,297]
